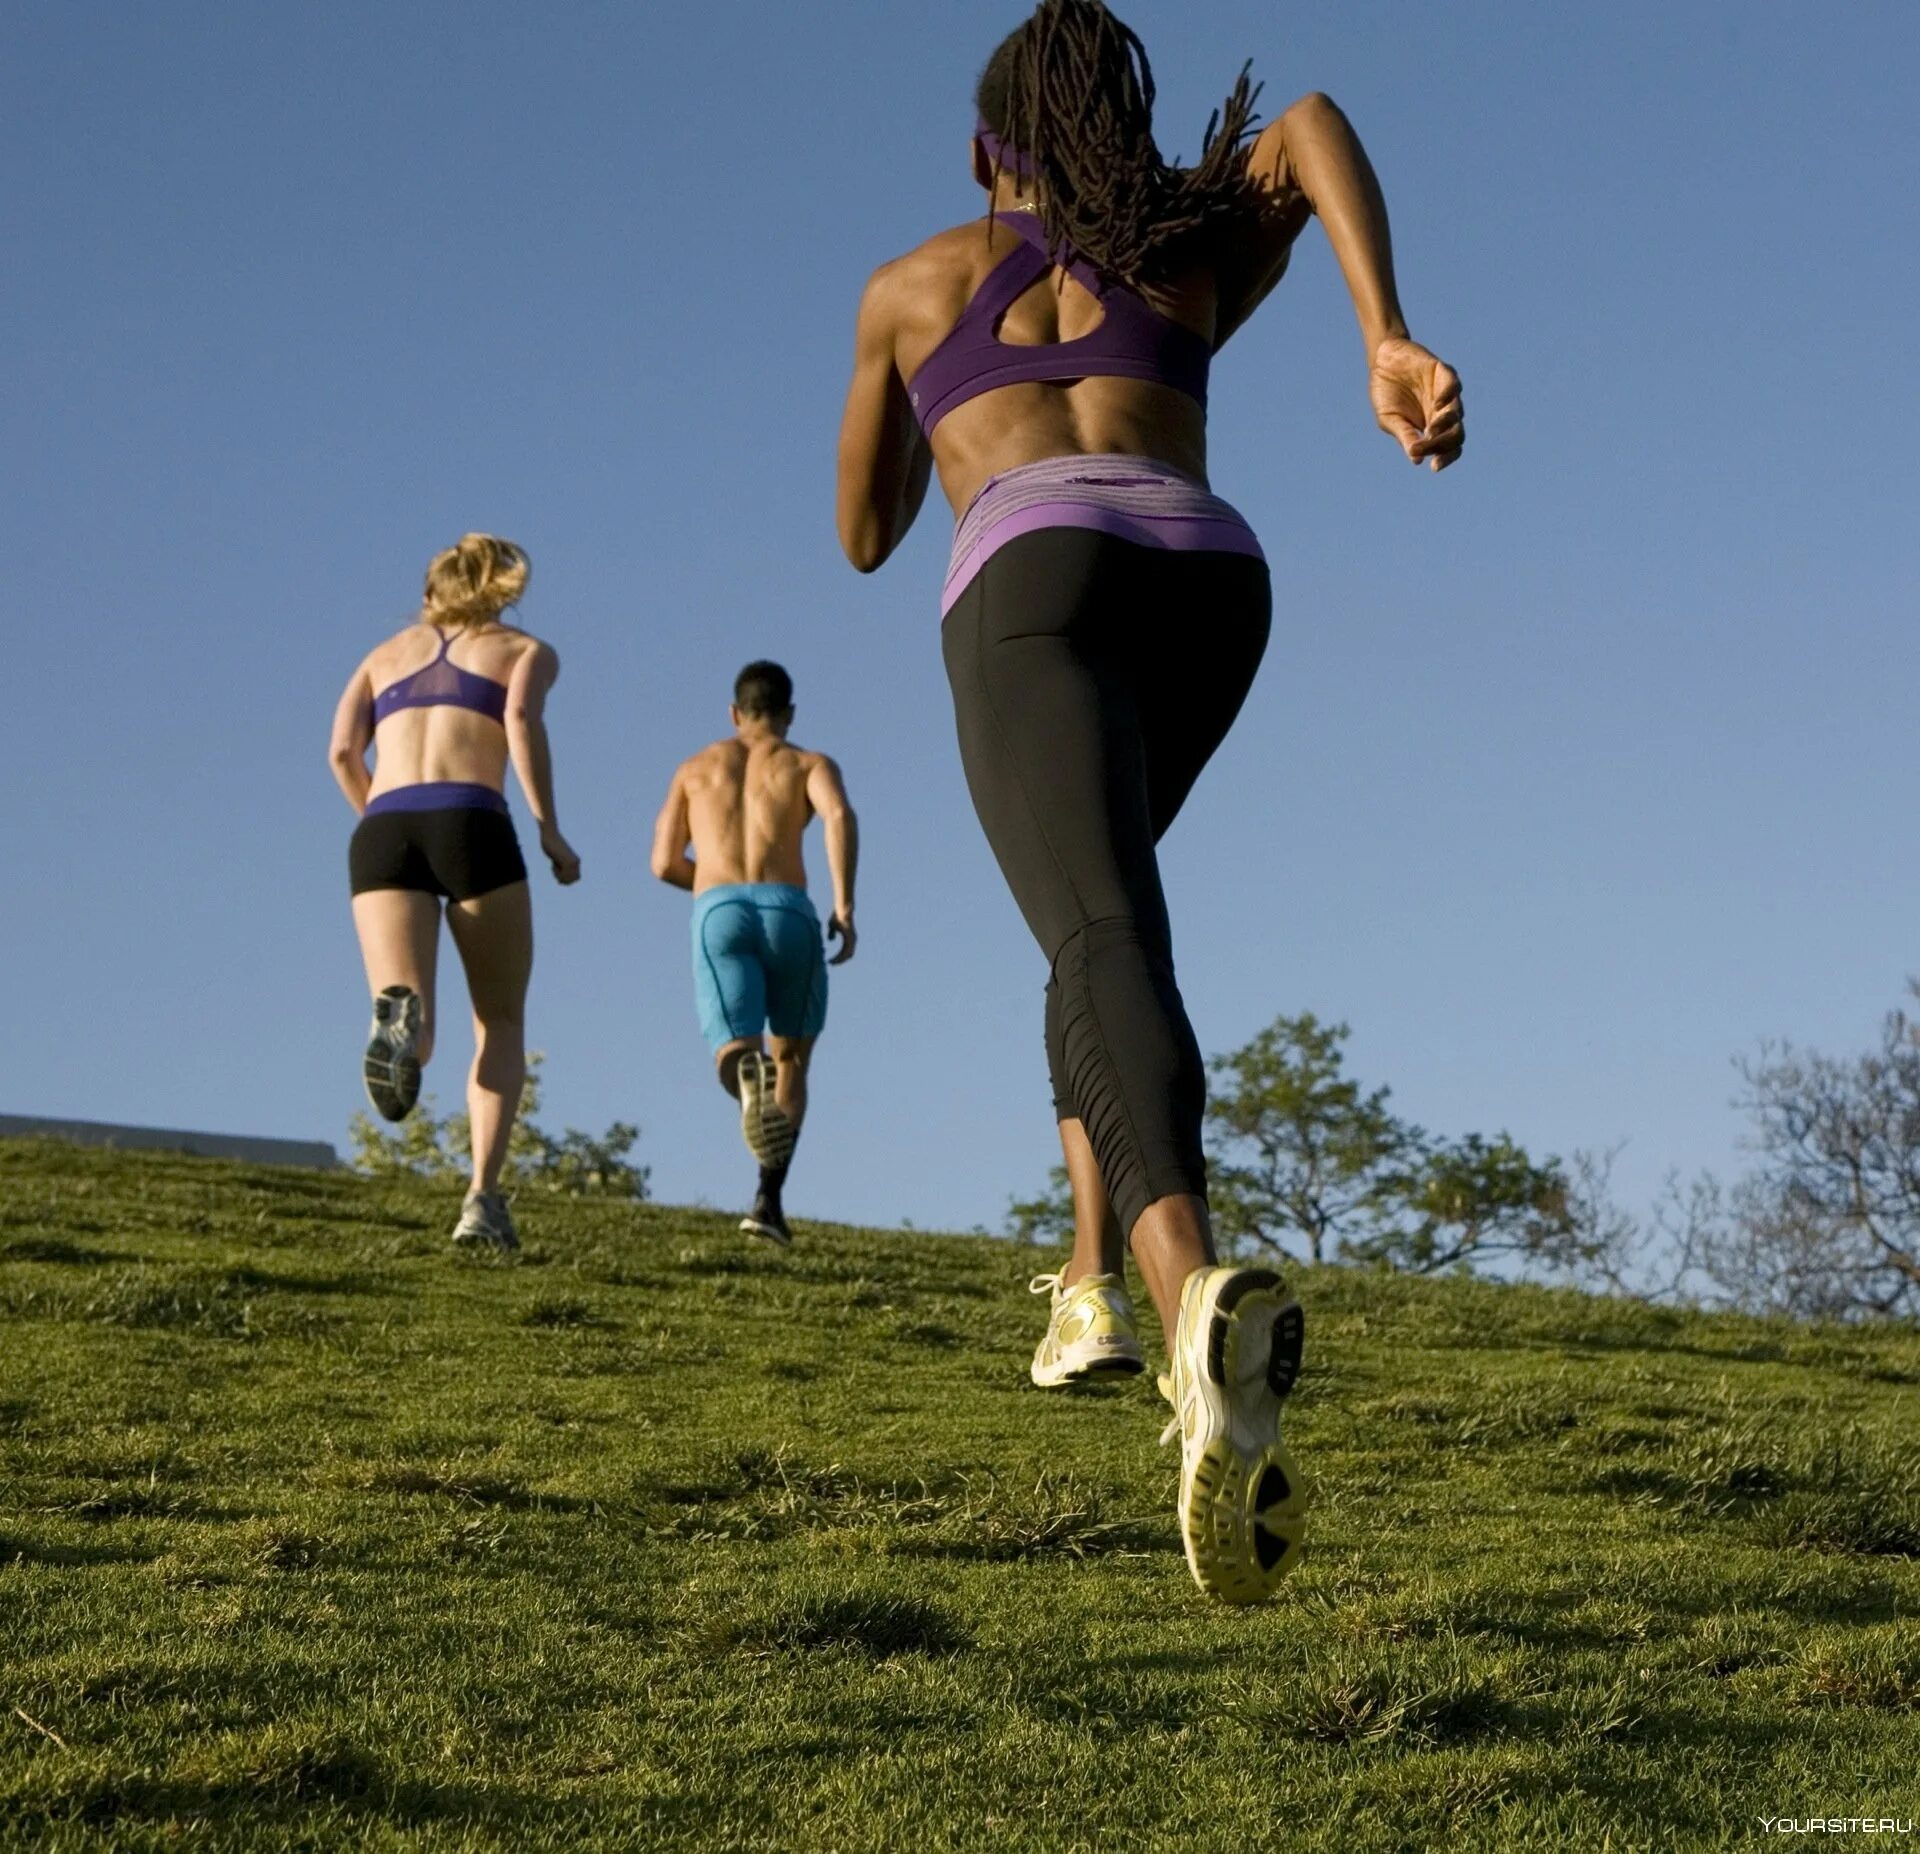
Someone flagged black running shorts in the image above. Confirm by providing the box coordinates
[348,806,528,901]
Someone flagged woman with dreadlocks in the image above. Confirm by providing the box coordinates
[836,0,1461,1604]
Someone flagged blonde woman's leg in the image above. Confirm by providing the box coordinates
[446,881,533,1196]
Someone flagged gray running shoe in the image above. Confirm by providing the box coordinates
[452,1190,519,1255]
[363,985,423,1122]
[736,1050,796,1169]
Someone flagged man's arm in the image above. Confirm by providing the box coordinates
[327,658,375,814]
[650,766,696,891]
[807,755,859,964]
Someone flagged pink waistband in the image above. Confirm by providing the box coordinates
[941,455,1263,615]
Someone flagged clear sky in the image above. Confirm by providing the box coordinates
[5,1,1915,1237]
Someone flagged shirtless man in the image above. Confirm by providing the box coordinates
[650,661,858,1246]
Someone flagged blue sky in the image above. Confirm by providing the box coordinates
[5,1,1915,1236]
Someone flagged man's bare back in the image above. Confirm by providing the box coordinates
[674,735,828,893]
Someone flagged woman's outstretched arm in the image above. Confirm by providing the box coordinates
[1246,93,1464,472]
[836,261,934,571]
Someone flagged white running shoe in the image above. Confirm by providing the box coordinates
[1159,1264,1307,1604]
[1028,1270,1147,1386]
[736,1050,796,1169]
[362,985,423,1122]
[452,1190,519,1255]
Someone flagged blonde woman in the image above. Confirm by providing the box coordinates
[327,534,581,1252]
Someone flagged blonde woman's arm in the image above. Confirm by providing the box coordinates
[505,641,581,885]
[327,658,375,814]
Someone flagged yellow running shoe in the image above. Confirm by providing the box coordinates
[1028,1270,1146,1387]
[1159,1264,1308,1604]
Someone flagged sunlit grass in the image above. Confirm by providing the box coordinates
[2,1137,1917,1849]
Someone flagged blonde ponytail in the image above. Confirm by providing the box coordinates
[421,533,530,629]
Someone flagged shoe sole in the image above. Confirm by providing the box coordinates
[1175,1267,1308,1605]
[1030,1338,1147,1388]
[739,1214,793,1249]
[363,985,423,1123]
[736,1052,796,1169]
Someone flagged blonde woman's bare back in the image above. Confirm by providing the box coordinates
[356,620,549,802]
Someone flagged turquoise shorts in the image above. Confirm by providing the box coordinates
[690,883,829,1053]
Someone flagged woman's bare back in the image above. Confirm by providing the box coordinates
[875,217,1230,512]
[361,622,542,800]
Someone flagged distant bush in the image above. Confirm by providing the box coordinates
[1007,1166,1074,1247]
[349,1053,649,1201]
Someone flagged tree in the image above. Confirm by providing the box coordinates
[1006,1165,1074,1247]
[1496,989,1920,1321]
[350,1053,650,1201]
[1698,996,1920,1320]
[1016,1012,1577,1272]
[1172,1012,1580,1273]
[1007,989,1920,1320]
[1204,1015,1410,1262]
[1352,1132,1578,1274]
[1558,1148,1716,1305]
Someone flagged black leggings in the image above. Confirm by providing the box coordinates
[942,526,1272,1236]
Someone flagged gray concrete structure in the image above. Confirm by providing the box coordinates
[0,1114,339,1170]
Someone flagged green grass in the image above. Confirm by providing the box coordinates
[2,1137,1918,1851]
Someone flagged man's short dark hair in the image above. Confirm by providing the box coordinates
[734,660,794,718]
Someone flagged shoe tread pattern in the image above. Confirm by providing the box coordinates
[363,986,422,1123]
[1182,1266,1309,1605]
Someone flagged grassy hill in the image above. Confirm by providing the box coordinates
[2,1137,1917,1851]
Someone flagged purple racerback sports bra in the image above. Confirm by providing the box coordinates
[907,211,1212,438]
[371,626,509,727]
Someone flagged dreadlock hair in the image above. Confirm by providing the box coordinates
[976,0,1264,289]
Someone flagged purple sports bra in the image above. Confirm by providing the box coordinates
[371,627,509,728]
[907,210,1212,438]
